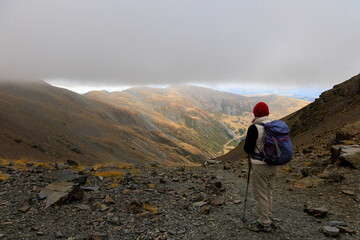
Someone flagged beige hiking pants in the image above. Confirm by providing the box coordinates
[251,163,278,226]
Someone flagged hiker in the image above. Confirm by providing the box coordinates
[244,102,278,232]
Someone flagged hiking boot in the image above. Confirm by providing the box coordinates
[249,221,271,232]
[269,217,279,229]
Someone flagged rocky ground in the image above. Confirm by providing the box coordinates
[0,149,359,240]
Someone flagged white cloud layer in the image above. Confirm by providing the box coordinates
[0,0,359,89]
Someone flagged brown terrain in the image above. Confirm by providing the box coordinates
[0,81,308,167]
[0,74,360,239]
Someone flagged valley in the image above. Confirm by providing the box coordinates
[0,81,309,166]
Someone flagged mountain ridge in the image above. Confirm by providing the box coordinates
[0,81,309,166]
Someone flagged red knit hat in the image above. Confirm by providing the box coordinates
[253,102,269,117]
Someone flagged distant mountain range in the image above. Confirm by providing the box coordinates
[216,88,317,102]
[0,81,309,166]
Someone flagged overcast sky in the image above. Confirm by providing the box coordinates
[0,0,359,96]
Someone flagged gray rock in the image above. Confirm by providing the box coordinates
[337,226,355,234]
[168,230,176,235]
[104,195,115,204]
[318,168,344,182]
[205,160,221,165]
[0,233,6,239]
[55,163,69,170]
[38,192,47,200]
[90,233,108,240]
[81,186,99,191]
[295,176,325,188]
[328,221,347,227]
[18,204,31,212]
[331,145,360,168]
[200,205,211,214]
[46,170,87,184]
[341,190,355,196]
[40,181,84,208]
[193,201,207,207]
[209,196,224,206]
[74,203,90,210]
[84,167,95,172]
[323,226,339,236]
[55,231,65,238]
[304,206,328,218]
[107,217,120,225]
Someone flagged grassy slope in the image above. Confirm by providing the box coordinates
[0,81,203,166]
[0,81,309,166]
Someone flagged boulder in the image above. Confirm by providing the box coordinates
[40,182,84,208]
[331,145,360,168]
[339,145,360,168]
[66,159,79,166]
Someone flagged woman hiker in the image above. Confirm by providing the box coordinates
[244,102,278,232]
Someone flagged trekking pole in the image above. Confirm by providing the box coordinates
[242,155,252,222]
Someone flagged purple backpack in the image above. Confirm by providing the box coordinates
[255,120,293,165]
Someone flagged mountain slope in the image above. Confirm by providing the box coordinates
[218,73,360,162]
[0,81,204,166]
[284,73,360,147]
[86,85,309,155]
[0,81,309,166]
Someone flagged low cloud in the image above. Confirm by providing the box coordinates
[0,0,359,89]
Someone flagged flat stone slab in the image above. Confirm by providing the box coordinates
[294,176,324,188]
[323,226,339,236]
[328,221,347,227]
[40,181,84,208]
[81,186,99,191]
[46,170,87,184]
[193,201,207,207]
[304,206,328,218]
[74,203,90,210]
